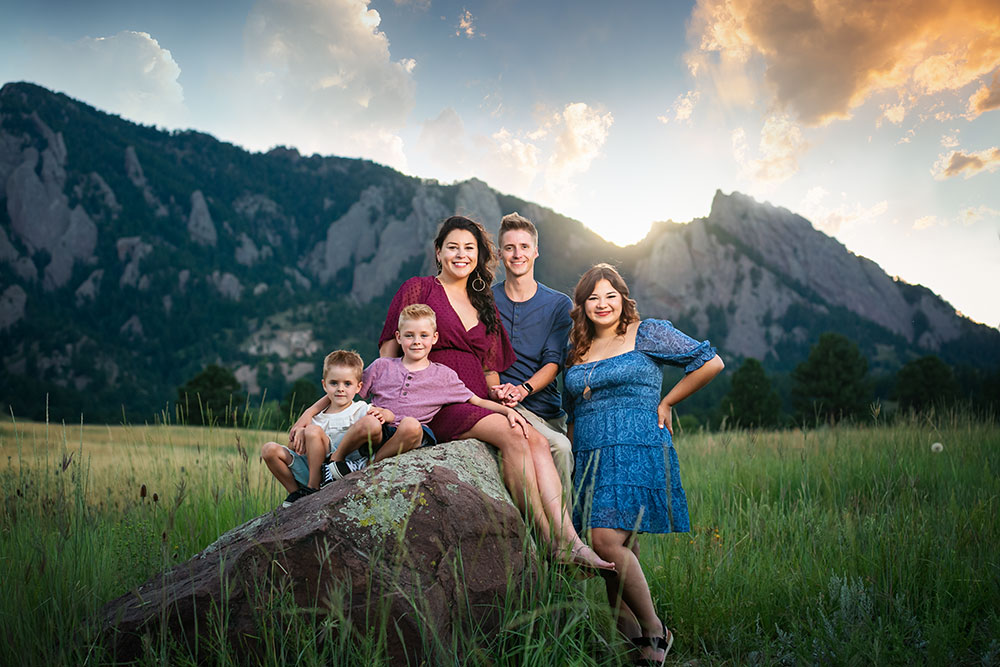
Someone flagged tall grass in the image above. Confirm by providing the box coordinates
[1,410,998,664]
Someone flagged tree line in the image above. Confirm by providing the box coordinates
[176,332,1000,432]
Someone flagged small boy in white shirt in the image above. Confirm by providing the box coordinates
[261,349,386,507]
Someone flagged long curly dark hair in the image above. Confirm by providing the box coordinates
[566,263,640,366]
[434,215,501,334]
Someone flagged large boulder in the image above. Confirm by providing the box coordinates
[99,439,535,663]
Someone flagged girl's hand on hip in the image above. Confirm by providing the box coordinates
[658,400,673,436]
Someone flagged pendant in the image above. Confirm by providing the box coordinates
[582,385,592,400]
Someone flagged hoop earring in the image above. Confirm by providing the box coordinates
[472,277,486,292]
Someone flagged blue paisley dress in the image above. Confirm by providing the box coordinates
[564,319,716,534]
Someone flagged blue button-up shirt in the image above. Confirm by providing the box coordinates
[492,281,573,419]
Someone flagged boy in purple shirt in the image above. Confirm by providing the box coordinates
[324,303,528,479]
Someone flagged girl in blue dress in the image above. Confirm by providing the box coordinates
[564,264,724,665]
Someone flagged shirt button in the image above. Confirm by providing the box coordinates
[405,382,410,386]
[403,391,407,395]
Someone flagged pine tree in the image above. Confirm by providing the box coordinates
[721,358,781,428]
[177,364,245,426]
[894,355,958,411]
[792,333,871,423]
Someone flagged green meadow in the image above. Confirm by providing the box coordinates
[1,412,998,665]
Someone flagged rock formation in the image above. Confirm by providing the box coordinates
[99,439,534,664]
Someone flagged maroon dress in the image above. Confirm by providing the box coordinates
[378,276,516,441]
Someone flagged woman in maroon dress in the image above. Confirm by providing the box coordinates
[293,216,613,572]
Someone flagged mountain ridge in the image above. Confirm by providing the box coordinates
[1,81,996,421]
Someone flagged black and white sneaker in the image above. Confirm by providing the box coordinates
[323,458,367,485]
[281,486,317,508]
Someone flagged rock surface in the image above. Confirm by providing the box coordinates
[99,439,534,663]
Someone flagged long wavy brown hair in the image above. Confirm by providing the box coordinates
[566,263,640,366]
[434,215,501,334]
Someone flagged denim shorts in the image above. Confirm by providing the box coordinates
[381,422,437,448]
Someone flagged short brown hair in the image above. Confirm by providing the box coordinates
[398,303,437,331]
[322,349,364,381]
[499,211,538,245]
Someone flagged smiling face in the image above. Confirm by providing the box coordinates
[395,316,438,364]
[499,229,538,279]
[584,278,624,329]
[321,364,362,412]
[436,229,478,281]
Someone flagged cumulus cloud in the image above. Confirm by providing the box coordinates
[416,102,611,204]
[233,0,416,170]
[22,30,185,127]
[657,90,701,124]
[968,71,1000,117]
[799,186,888,234]
[732,113,807,183]
[932,146,1000,179]
[687,0,1000,125]
[547,103,614,189]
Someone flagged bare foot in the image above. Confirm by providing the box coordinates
[564,541,616,572]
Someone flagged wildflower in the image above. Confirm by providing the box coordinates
[931,442,944,453]
[153,493,159,503]
[140,484,147,499]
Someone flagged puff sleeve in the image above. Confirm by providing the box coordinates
[635,319,716,374]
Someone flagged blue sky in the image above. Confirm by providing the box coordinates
[2,0,998,327]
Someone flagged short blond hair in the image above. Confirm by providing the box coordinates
[398,303,437,331]
[322,349,363,382]
[499,211,538,245]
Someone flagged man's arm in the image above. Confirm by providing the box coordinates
[491,362,559,405]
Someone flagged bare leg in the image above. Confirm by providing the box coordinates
[592,527,666,662]
[302,425,331,489]
[261,441,298,493]
[373,417,424,462]
[329,415,383,462]
[605,537,642,640]
[462,415,614,571]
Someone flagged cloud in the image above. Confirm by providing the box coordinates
[932,146,1000,179]
[958,204,1000,225]
[546,103,614,190]
[22,30,185,127]
[799,186,888,234]
[968,71,1000,117]
[234,0,416,170]
[416,102,611,204]
[686,0,1000,126]
[657,90,701,124]
[456,9,477,38]
[911,204,1000,230]
[732,113,807,183]
[941,132,961,148]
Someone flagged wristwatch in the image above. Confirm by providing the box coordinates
[522,382,534,395]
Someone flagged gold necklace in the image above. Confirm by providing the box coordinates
[582,335,617,400]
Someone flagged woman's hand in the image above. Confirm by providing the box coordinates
[506,408,529,438]
[657,399,673,436]
[489,382,524,407]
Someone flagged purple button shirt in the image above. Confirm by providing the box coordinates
[362,357,475,426]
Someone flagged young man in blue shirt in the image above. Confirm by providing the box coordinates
[490,212,574,492]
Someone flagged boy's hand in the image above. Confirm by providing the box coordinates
[289,428,306,454]
[367,406,391,424]
[505,408,529,438]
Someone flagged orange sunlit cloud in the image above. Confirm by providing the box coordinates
[932,146,1000,179]
[687,0,1000,125]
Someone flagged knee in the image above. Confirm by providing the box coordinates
[303,424,324,440]
[398,417,422,441]
[549,434,572,459]
[357,415,383,437]
[261,441,282,460]
[590,530,621,556]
